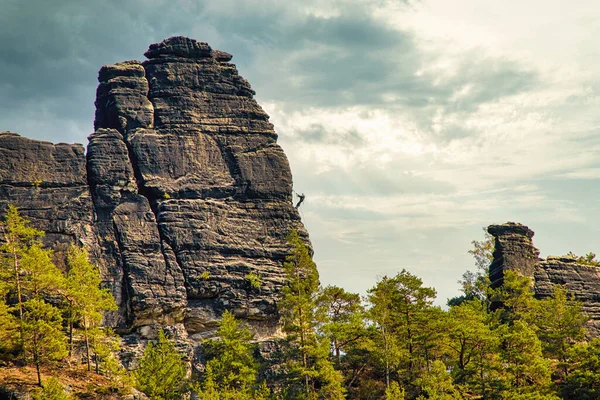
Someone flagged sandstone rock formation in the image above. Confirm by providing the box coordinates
[0,37,308,344]
[488,222,600,335]
[487,222,539,288]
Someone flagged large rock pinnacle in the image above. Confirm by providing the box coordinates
[0,37,309,343]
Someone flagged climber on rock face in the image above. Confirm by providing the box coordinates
[295,193,305,209]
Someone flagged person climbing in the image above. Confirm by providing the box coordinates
[295,192,305,208]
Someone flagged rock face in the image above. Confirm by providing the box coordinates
[487,223,539,288]
[488,222,600,335]
[0,37,308,342]
[0,132,98,267]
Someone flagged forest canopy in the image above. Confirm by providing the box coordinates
[0,208,597,400]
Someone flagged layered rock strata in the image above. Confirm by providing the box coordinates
[488,223,600,335]
[0,37,308,342]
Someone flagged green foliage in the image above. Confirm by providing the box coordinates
[0,300,20,354]
[201,270,211,280]
[566,251,600,266]
[490,270,538,324]
[31,377,71,400]
[197,310,267,399]
[0,205,45,323]
[446,300,501,396]
[367,269,438,393]
[317,285,365,364]
[534,285,587,377]
[279,229,345,399]
[0,207,124,390]
[65,245,117,370]
[134,329,188,400]
[90,327,131,390]
[561,338,600,399]
[415,360,458,400]
[22,243,65,297]
[245,272,262,289]
[449,227,494,306]
[468,227,495,271]
[498,320,553,395]
[0,210,597,400]
[385,381,405,400]
[22,298,68,386]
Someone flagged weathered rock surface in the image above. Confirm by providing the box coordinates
[487,222,539,288]
[489,222,600,336]
[0,37,308,342]
[0,132,97,270]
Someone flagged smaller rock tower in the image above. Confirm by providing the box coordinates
[487,222,540,288]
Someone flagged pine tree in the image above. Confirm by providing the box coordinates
[561,338,600,398]
[415,360,458,400]
[317,285,365,364]
[367,275,404,391]
[498,320,553,397]
[490,270,538,324]
[0,205,44,326]
[280,230,345,399]
[367,270,437,393]
[31,377,72,400]
[385,381,405,400]
[0,299,19,355]
[89,326,129,390]
[197,310,268,399]
[21,243,65,298]
[534,285,587,378]
[22,298,68,386]
[65,245,117,369]
[446,300,501,398]
[134,329,188,400]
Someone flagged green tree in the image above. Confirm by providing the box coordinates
[0,205,44,324]
[197,310,268,399]
[31,377,72,400]
[367,276,404,391]
[0,300,20,355]
[89,326,129,390]
[21,243,65,298]
[367,270,437,393]
[280,230,345,399]
[566,251,600,266]
[469,228,495,271]
[22,298,68,386]
[65,245,117,369]
[415,360,458,400]
[0,205,65,365]
[498,320,553,397]
[561,338,600,399]
[534,285,587,378]
[490,270,537,324]
[134,329,188,400]
[446,300,501,398]
[317,285,365,364]
[385,381,405,400]
[449,227,494,306]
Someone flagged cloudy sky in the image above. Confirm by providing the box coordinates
[3,0,600,304]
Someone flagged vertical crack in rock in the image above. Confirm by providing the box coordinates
[91,60,187,333]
